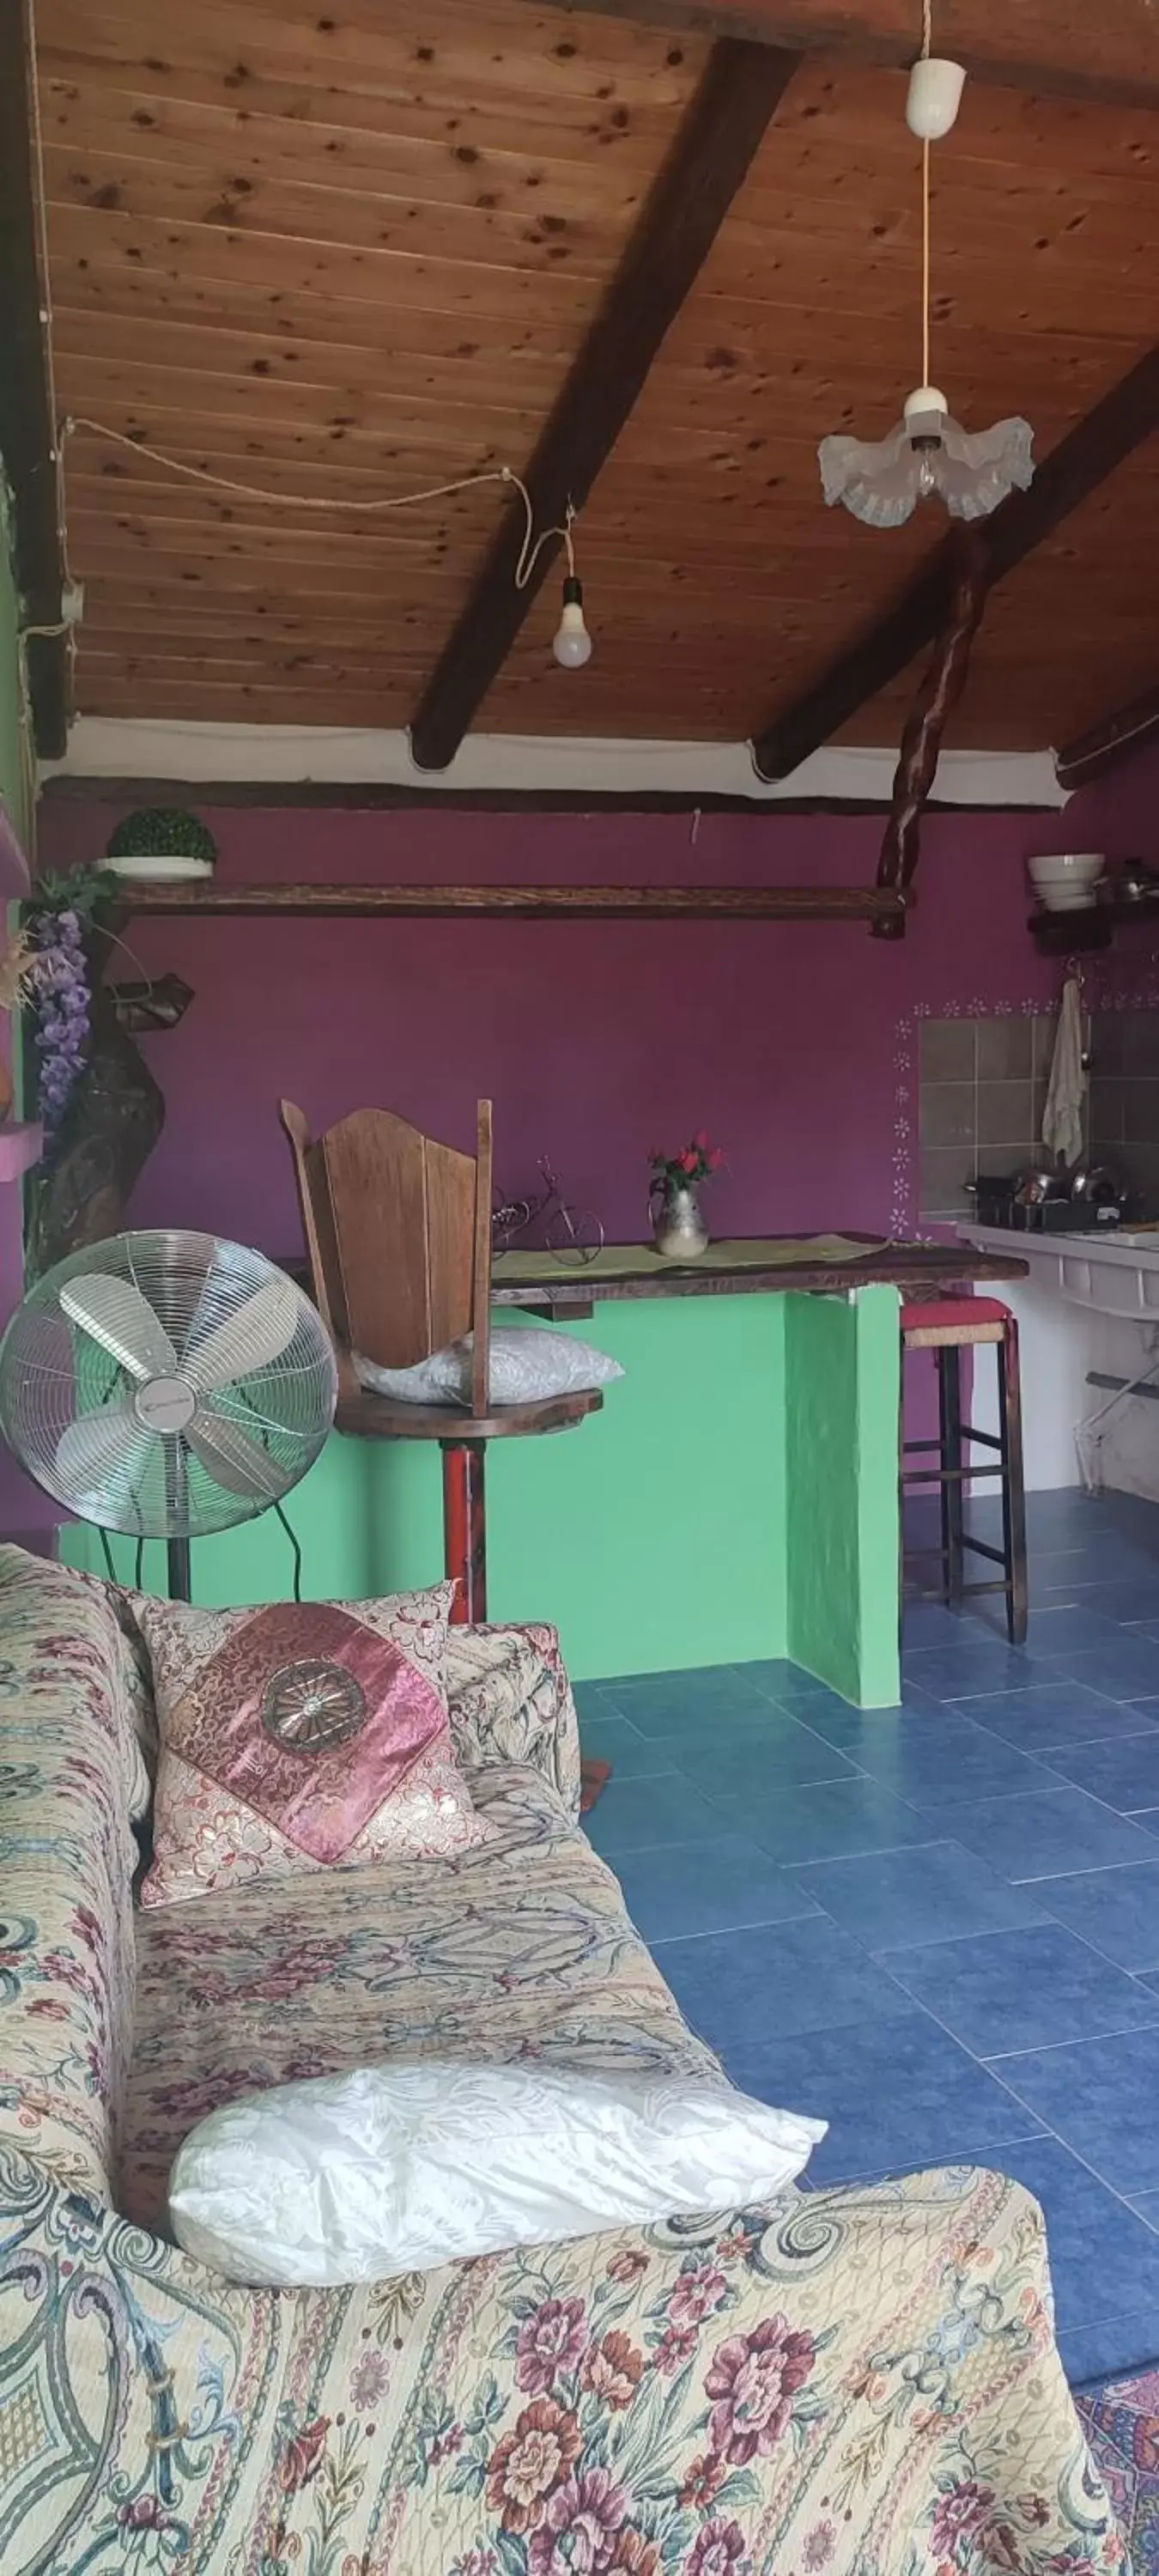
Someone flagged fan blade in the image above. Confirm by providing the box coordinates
[185,1410,287,1503]
[59,1275,178,1382]
[57,1408,155,1513]
[183,1278,300,1394]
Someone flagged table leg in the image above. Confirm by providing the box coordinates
[441,1440,487,1625]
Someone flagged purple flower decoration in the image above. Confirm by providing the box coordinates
[30,905,91,1131]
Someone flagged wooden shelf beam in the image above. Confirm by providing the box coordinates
[109,881,903,924]
[408,37,801,773]
[543,0,1159,111]
[752,343,1159,784]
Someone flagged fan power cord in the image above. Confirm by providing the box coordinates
[273,1501,303,1604]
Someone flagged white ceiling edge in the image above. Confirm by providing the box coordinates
[39,718,1068,808]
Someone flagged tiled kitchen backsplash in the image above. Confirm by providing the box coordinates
[919,1012,1083,1218]
[1088,1010,1159,1209]
[919,1007,1159,1220]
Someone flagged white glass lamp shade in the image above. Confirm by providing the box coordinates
[818,388,1034,528]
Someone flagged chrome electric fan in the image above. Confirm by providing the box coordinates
[0,1229,337,1595]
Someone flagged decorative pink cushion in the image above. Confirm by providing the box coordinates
[136,1586,494,1907]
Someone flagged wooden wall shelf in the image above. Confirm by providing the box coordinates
[113,881,902,925]
[1029,890,1159,954]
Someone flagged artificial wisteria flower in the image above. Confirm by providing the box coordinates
[30,905,90,1131]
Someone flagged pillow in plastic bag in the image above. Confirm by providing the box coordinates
[169,2057,825,2286]
[355,1317,623,1408]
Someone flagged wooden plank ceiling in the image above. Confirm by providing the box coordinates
[34,0,1159,752]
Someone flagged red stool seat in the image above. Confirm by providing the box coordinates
[901,1297,1010,1331]
[902,1296,1012,1348]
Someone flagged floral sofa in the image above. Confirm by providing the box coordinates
[0,1546,1123,2576]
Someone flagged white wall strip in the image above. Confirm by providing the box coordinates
[41,719,1066,808]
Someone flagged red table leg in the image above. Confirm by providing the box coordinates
[441,1440,487,1624]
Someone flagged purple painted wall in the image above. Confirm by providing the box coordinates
[39,799,1067,1260]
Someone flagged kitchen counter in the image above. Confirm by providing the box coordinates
[493,1231,1029,1309]
[961,1224,1159,1500]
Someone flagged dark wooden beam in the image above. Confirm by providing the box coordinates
[540,0,1159,112]
[106,881,903,924]
[40,775,1035,817]
[0,0,66,759]
[753,343,1159,782]
[1056,687,1159,793]
[409,39,800,773]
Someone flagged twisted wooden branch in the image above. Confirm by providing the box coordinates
[871,530,990,941]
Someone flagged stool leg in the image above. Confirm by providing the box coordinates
[441,1441,487,1625]
[996,1319,1029,1646]
[938,1345,965,1609]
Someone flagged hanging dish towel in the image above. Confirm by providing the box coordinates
[1041,977,1086,1168]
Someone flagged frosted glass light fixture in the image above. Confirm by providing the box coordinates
[817,4,1034,529]
[820,391,1035,530]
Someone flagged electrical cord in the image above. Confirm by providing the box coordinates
[272,1501,303,1604]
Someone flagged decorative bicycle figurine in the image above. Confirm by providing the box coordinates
[492,1156,604,1265]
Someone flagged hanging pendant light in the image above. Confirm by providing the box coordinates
[817,3,1034,529]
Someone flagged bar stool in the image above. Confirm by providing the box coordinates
[901,1296,1028,1645]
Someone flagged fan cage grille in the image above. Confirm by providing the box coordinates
[0,1230,337,1537]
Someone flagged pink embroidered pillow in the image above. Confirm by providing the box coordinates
[135,1585,494,1906]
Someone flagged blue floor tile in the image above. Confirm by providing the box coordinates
[711,1777,931,1865]
[937,1785,1159,1881]
[1044,1638,1159,1700]
[794,1839,1047,1951]
[579,1714,666,1781]
[581,1492,1159,2386]
[878,1923,1159,2057]
[1023,1607,1128,1653]
[675,1722,856,1795]
[1036,1861,1159,1971]
[1058,2310,1159,2387]
[729,2008,1046,2186]
[850,1714,1063,1810]
[902,1639,1056,1699]
[980,2136,1159,2333]
[947,1682,1157,1755]
[656,1915,912,2050]
[600,1666,772,1735]
[573,1680,616,1722]
[583,1770,721,1859]
[613,1833,820,1945]
[1043,1731,1159,1813]
[995,2026,1159,2195]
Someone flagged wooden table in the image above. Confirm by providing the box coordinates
[492,1232,1029,1315]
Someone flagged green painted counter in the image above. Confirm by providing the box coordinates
[60,1280,907,1707]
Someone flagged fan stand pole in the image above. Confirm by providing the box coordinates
[167,1534,192,1602]
[167,1436,192,1602]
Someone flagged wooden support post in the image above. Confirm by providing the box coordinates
[871,532,989,940]
[442,1441,487,1625]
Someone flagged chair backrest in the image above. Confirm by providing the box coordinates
[280,1099,493,1416]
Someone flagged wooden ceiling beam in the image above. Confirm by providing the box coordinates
[0,0,67,759]
[539,0,1159,112]
[408,38,800,773]
[752,343,1159,782]
[1056,686,1159,792]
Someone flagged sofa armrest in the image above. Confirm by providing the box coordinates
[444,1620,581,1818]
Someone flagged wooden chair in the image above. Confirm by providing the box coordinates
[280,1098,602,1621]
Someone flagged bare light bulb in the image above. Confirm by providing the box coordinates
[552,575,592,669]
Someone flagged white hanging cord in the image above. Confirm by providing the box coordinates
[919,0,932,388]
[60,416,577,587]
